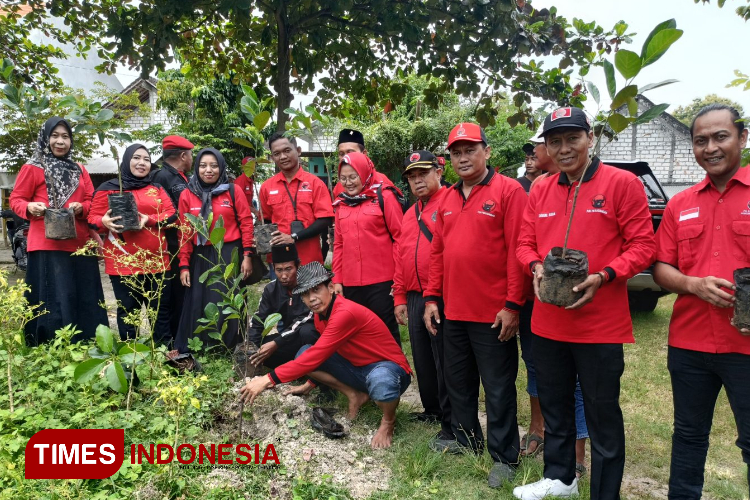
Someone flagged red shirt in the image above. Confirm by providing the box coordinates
[516,160,656,344]
[89,186,176,275]
[393,187,448,306]
[424,169,527,323]
[178,189,255,268]
[259,168,334,265]
[10,163,95,252]
[234,173,255,207]
[332,188,402,287]
[656,167,750,354]
[270,296,411,384]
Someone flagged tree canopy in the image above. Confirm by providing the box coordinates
[46,0,628,130]
[671,94,747,126]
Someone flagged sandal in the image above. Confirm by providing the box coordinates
[575,462,587,478]
[520,433,544,457]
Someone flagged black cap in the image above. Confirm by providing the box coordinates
[522,143,536,155]
[540,107,591,137]
[293,262,335,295]
[338,129,365,146]
[271,244,299,264]
[402,150,439,178]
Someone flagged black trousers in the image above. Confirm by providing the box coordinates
[668,346,750,500]
[109,273,171,342]
[160,250,186,345]
[344,280,401,346]
[407,292,452,435]
[262,322,320,369]
[443,319,519,464]
[533,334,625,499]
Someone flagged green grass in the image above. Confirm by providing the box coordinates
[370,295,749,499]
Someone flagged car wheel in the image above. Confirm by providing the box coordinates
[628,291,659,313]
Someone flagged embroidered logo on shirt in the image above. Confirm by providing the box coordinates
[431,210,437,222]
[538,212,557,218]
[221,200,231,207]
[300,182,312,192]
[443,211,453,216]
[679,207,700,221]
[482,200,496,212]
[591,194,606,208]
[146,187,159,197]
[269,190,279,195]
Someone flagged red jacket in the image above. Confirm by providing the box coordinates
[178,189,255,268]
[516,160,656,343]
[393,187,448,306]
[259,168,334,265]
[332,188,402,287]
[656,167,750,354]
[234,173,255,207]
[270,296,411,384]
[89,186,176,275]
[10,163,94,252]
[424,169,527,322]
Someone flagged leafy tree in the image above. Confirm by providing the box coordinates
[672,94,747,126]
[49,0,629,129]
[693,0,750,21]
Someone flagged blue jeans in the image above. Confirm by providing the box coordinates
[296,344,411,402]
[519,303,589,440]
[668,346,750,500]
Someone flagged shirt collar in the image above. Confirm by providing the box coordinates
[317,293,337,321]
[558,157,601,185]
[452,167,494,191]
[694,165,750,192]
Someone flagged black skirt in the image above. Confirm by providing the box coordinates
[175,240,243,354]
[24,250,108,346]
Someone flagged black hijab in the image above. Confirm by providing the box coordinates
[28,117,82,209]
[96,143,155,193]
[186,148,231,245]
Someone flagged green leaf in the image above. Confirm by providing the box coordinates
[106,362,127,394]
[603,60,616,99]
[627,97,639,117]
[95,324,115,353]
[209,226,226,246]
[224,262,235,280]
[233,137,255,149]
[638,79,679,93]
[204,302,219,322]
[640,19,677,60]
[253,111,271,130]
[586,82,600,105]
[642,29,683,67]
[263,313,282,336]
[610,85,638,111]
[95,108,115,122]
[74,358,107,384]
[607,113,634,133]
[614,49,641,80]
[633,103,670,125]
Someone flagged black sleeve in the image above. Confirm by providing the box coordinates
[249,285,274,346]
[295,217,333,241]
[272,312,315,348]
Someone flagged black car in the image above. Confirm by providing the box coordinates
[604,160,671,312]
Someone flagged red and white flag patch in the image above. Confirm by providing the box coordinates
[679,207,700,221]
[551,108,572,121]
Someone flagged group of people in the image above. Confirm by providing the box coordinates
[10,101,750,499]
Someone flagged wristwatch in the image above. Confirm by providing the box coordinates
[291,233,299,241]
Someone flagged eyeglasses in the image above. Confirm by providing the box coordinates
[339,175,360,184]
[199,163,220,169]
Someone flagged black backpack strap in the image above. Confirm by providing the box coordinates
[377,185,395,242]
[414,202,433,243]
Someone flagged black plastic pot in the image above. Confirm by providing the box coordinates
[233,341,260,379]
[44,208,77,240]
[254,223,277,255]
[108,192,141,232]
[539,247,589,307]
[734,268,750,334]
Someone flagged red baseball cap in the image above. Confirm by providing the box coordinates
[241,156,254,165]
[447,122,489,149]
[162,135,194,150]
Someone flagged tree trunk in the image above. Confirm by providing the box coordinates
[274,4,292,132]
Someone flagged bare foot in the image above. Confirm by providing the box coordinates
[347,391,369,419]
[282,380,315,396]
[371,418,395,449]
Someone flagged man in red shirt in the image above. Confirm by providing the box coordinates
[240,262,411,449]
[392,150,453,440]
[422,123,527,487]
[515,107,655,500]
[653,104,750,498]
[259,133,334,265]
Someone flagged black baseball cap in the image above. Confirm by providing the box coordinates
[522,143,536,155]
[402,150,440,178]
[540,107,591,137]
[338,129,365,146]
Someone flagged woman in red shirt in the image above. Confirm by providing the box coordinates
[10,117,107,345]
[332,152,403,345]
[89,143,176,341]
[175,148,255,353]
